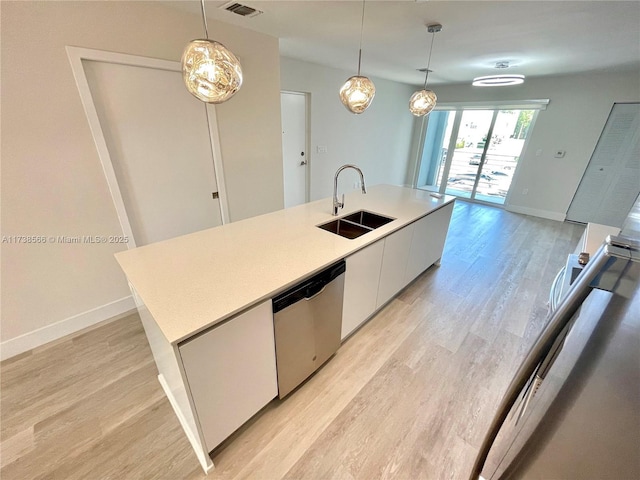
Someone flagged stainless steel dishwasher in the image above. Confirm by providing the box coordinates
[272,260,346,398]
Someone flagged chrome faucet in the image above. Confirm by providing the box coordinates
[333,164,367,215]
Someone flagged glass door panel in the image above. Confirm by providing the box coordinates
[416,110,455,191]
[476,110,535,205]
[444,110,494,199]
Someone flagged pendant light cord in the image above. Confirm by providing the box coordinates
[200,0,209,39]
[357,0,366,76]
[423,30,436,89]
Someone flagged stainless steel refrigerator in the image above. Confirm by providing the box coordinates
[470,199,640,479]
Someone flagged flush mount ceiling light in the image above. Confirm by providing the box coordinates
[339,0,375,114]
[472,63,525,88]
[409,23,441,117]
[181,0,243,103]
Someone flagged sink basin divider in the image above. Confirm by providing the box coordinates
[340,218,375,231]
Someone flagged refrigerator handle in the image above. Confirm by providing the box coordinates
[468,244,610,480]
[548,265,566,312]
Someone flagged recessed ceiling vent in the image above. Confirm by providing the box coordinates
[220,1,263,18]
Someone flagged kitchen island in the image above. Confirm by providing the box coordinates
[115,184,455,472]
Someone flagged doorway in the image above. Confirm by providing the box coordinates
[416,107,539,206]
[67,47,229,247]
[281,92,309,208]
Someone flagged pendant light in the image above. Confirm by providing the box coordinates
[181,0,243,103]
[409,24,441,117]
[339,0,375,114]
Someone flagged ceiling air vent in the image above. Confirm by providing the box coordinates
[220,1,263,18]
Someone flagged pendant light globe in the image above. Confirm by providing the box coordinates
[410,24,442,117]
[409,89,437,117]
[182,39,243,103]
[182,0,243,104]
[339,0,374,114]
[339,75,376,114]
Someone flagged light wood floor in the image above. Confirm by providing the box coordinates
[0,201,584,480]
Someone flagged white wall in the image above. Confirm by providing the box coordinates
[423,70,640,220]
[0,1,283,358]
[280,57,416,201]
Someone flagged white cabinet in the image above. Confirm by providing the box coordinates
[405,202,454,283]
[342,239,385,340]
[179,300,278,452]
[376,223,415,309]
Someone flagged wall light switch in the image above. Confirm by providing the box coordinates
[317,145,328,154]
[554,150,566,158]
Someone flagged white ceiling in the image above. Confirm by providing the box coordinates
[166,1,640,86]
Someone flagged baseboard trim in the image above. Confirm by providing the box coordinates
[0,296,135,361]
[505,204,566,222]
[158,374,214,473]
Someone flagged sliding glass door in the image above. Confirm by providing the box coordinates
[416,107,537,205]
[447,110,495,199]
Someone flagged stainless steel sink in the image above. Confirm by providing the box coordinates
[318,210,395,239]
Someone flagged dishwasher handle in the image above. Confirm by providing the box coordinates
[305,284,327,301]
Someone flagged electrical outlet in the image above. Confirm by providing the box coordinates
[317,145,327,154]
[522,188,529,195]
[535,149,543,157]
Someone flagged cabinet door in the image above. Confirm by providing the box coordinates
[405,202,454,283]
[342,239,385,340]
[376,223,415,309]
[179,300,278,452]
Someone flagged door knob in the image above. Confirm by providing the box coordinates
[299,160,307,166]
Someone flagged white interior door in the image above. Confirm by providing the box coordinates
[281,92,308,208]
[82,58,223,246]
[567,103,640,227]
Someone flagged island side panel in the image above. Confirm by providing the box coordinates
[130,285,213,472]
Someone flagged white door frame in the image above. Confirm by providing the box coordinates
[66,46,231,249]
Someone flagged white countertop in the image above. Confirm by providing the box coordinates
[115,185,455,344]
